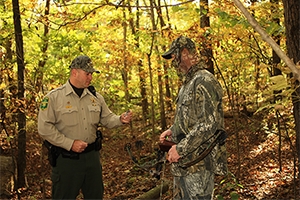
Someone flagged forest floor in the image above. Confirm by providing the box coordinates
[2,110,300,200]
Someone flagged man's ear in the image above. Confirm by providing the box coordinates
[70,68,77,76]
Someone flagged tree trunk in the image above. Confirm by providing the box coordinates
[35,0,50,94]
[122,6,130,103]
[199,0,214,74]
[12,0,26,189]
[148,0,155,134]
[282,0,300,177]
[156,0,167,130]
[132,0,149,125]
[158,0,173,113]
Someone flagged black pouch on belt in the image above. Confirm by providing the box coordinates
[95,130,103,151]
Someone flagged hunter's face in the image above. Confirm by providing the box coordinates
[171,53,181,69]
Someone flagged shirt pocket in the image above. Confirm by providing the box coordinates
[61,107,78,126]
[180,98,198,129]
[88,105,101,125]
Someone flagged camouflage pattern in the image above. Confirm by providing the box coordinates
[162,36,199,69]
[162,35,197,59]
[169,63,228,198]
[173,170,214,199]
[169,62,228,176]
[69,55,100,73]
[162,36,228,199]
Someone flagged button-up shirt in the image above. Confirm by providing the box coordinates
[38,81,123,151]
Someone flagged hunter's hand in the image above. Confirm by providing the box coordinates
[167,145,181,163]
[120,110,132,124]
[71,140,88,153]
[159,129,172,143]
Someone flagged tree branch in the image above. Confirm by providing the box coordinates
[232,0,300,81]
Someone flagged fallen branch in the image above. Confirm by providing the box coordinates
[135,182,170,200]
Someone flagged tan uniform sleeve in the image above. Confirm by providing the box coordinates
[97,93,123,128]
[38,94,74,151]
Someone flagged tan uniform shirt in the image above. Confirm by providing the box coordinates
[38,81,123,151]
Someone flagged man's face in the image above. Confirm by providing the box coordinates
[171,48,190,74]
[171,52,181,69]
[74,69,93,88]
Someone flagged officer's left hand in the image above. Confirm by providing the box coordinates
[72,140,88,153]
[120,110,132,124]
[167,145,181,163]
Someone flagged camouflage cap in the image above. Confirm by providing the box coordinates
[69,55,100,73]
[162,36,196,59]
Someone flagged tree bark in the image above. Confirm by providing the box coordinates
[35,0,50,94]
[282,0,300,178]
[200,0,214,74]
[12,0,26,189]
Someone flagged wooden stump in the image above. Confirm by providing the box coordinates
[0,156,14,198]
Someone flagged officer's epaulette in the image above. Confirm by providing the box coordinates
[47,84,66,95]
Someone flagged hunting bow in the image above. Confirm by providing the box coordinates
[124,143,166,180]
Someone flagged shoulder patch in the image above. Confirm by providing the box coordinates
[40,97,49,110]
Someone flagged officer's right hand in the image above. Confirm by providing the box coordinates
[71,140,88,153]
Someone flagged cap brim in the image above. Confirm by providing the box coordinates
[83,68,100,73]
[162,47,175,59]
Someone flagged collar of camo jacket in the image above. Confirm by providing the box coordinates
[183,61,206,84]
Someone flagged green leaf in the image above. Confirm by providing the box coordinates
[230,192,239,200]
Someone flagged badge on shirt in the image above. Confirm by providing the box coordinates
[90,97,96,103]
[65,101,72,109]
[40,97,49,110]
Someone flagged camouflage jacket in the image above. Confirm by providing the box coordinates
[170,62,228,176]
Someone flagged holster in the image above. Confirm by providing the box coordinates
[61,149,79,159]
[44,140,60,167]
[43,130,103,167]
[95,130,103,151]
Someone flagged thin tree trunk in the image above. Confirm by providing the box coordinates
[122,5,130,103]
[199,0,214,74]
[12,0,26,189]
[35,0,50,94]
[155,0,167,130]
[130,0,149,125]
[148,0,156,134]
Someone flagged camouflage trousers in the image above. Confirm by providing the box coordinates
[173,170,214,200]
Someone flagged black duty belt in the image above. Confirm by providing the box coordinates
[82,142,96,153]
[60,142,97,160]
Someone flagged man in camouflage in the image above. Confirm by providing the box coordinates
[160,36,227,199]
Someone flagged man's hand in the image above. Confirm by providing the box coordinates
[120,110,133,124]
[159,129,172,143]
[167,145,181,163]
[71,140,88,153]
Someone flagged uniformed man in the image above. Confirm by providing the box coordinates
[159,36,228,199]
[38,55,132,199]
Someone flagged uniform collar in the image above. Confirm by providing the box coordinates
[65,80,88,97]
[65,81,74,96]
